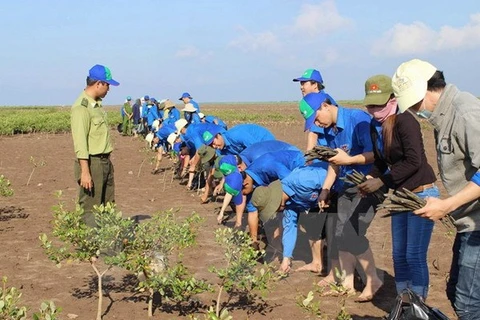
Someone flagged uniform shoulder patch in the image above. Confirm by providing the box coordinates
[81,98,89,107]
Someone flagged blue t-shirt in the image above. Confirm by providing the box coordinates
[204,115,228,130]
[182,123,211,155]
[219,124,275,156]
[185,112,202,125]
[164,108,181,125]
[190,99,200,112]
[141,102,149,118]
[238,140,300,166]
[244,150,305,213]
[309,125,328,146]
[156,123,176,141]
[281,162,328,258]
[323,106,373,190]
[246,150,305,187]
[147,106,160,127]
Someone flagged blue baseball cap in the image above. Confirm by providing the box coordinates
[299,92,329,131]
[144,95,150,100]
[224,171,244,205]
[218,155,238,176]
[293,68,323,83]
[150,97,157,103]
[202,124,224,145]
[126,96,131,101]
[179,92,192,100]
[88,64,119,86]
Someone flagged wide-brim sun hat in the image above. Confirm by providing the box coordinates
[251,180,283,222]
[392,59,437,113]
[175,119,188,132]
[164,100,175,109]
[182,103,197,113]
[198,145,216,164]
[167,133,178,146]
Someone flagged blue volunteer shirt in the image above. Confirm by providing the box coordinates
[323,106,373,191]
[239,140,300,166]
[204,115,228,130]
[244,150,306,213]
[156,123,176,141]
[154,123,176,149]
[219,124,275,156]
[141,102,149,118]
[190,99,200,112]
[147,106,160,128]
[182,123,211,154]
[309,125,328,147]
[164,108,181,125]
[281,162,328,258]
[246,150,305,187]
[185,112,202,125]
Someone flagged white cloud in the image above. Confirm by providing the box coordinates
[372,13,480,56]
[175,45,200,58]
[175,46,214,62]
[228,26,280,53]
[292,1,353,38]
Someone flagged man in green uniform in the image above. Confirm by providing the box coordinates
[71,64,120,226]
[122,96,133,136]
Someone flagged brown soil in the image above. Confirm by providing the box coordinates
[0,103,456,319]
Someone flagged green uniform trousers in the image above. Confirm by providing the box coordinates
[122,117,133,136]
[74,155,115,227]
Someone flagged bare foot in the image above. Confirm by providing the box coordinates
[279,258,292,273]
[317,277,335,288]
[296,262,322,273]
[355,280,383,303]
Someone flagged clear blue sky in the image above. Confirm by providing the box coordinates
[1,0,479,106]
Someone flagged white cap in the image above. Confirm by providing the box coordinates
[392,59,437,113]
[182,103,197,113]
[198,112,205,119]
[152,120,161,131]
[167,133,178,146]
[175,119,188,132]
[145,132,154,144]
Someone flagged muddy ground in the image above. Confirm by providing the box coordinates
[0,103,456,319]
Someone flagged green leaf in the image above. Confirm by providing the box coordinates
[302,291,315,307]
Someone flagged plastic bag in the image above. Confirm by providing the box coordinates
[385,289,450,320]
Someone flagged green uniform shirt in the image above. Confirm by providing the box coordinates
[71,91,113,159]
[123,102,132,115]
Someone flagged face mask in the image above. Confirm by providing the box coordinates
[416,106,433,119]
[367,97,397,123]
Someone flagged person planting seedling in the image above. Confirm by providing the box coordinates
[251,162,328,273]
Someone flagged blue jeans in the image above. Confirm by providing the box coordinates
[446,230,480,320]
[391,186,438,299]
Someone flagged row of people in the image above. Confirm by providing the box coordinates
[72,63,479,319]
[145,69,427,304]
[120,92,206,136]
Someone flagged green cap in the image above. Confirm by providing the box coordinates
[251,180,283,222]
[198,145,216,164]
[363,74,393,106]
[212,156,224,179]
